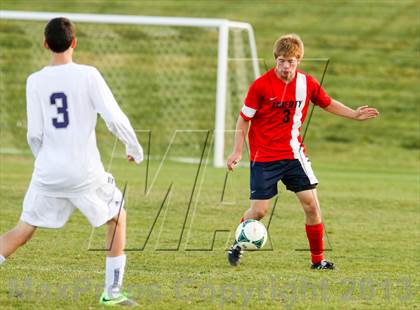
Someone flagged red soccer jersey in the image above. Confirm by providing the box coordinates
[240,69,331,162]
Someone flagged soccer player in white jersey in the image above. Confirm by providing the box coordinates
[0,17,142,306]
[226,34,379,269]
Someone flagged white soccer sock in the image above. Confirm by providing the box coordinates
[104,254,126,298]
[0,255,5,265]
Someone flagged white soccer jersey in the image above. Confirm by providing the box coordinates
[26,62,143,197]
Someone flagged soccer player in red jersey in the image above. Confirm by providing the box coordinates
[226,34,379,269]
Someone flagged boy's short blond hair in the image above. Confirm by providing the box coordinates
[273,34,304,60]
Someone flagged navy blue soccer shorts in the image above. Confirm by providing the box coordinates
[250,158,318,200]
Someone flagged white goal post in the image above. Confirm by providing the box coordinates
[0,10,260,167]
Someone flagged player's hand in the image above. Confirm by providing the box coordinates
[227,152,242,171]
[354,105,379,120]
[126,144,144,164]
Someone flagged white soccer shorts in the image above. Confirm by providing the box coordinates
[20,174,124,228]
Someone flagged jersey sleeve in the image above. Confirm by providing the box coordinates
[26,75,43,157]
[308,75,332,108]
[240,80,261,120]
[89,68,143,164]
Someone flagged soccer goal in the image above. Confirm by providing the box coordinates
[0,11,260,167]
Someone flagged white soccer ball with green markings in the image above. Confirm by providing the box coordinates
[235,219,267,250]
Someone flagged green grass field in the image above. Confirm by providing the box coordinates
[0,152,418,309]
[0,0,419,309]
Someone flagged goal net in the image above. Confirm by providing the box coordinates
[0,11,259,167]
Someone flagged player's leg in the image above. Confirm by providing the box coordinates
[282,158,334,269]
[101,208,136,306]
[296,189,334,270]
[228,161,280,266]
[0,221,37,263]
[228,199,271,266]
[74,174,136,306]
[0,185,74,265]
[296,188,321,225]
[242,199,271,221]
[102,191,128,301]
[106,208,126,257]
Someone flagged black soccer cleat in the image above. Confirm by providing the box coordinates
[311,260,335,270]
[227,244,243,266]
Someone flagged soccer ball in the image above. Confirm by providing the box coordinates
[235,219,268,250]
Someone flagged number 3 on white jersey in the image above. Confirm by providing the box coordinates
[50,92,69,129]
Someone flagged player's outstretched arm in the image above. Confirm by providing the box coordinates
[323,99,379,121]
[227,116,250,171]
[89,68,143,164]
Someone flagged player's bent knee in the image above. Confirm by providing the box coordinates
[300,196,318,211]
[254,207,268,219]
[303,202,321,220]
[304,202,319,214]
[310,201,320,214]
